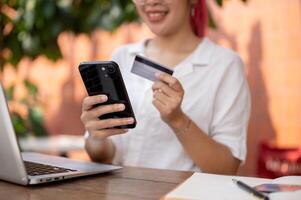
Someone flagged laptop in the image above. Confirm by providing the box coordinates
[0,82,121,185]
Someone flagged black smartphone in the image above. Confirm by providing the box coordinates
[79,61,136,129]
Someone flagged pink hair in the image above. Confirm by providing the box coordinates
[190,0,207,37]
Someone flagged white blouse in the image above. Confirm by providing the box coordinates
[107,37,250,171]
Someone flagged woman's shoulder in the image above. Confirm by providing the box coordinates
[191,37,244,75]
[208,39,242,64]
[205,39,247,83]
[195,38,244,73]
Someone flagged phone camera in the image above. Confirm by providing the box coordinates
[107,66,115,74]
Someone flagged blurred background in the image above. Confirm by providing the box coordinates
[1,0,301,178]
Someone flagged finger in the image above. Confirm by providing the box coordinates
[152,81,177,97]
[155,73,182,91]
[153,90,170,105]
[152,98,167,113]
[88,103,126,120]
[91,128,128,138]
[81,103,125,123]
[82,95,108,111]
[86,117,135,130]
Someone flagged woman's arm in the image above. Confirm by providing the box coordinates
[168,113,240,174]
[152,73,244,174]
[85,137,115,164]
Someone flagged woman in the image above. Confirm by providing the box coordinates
[81,0,250,174]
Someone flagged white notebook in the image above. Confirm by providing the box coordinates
[163,173,301,200]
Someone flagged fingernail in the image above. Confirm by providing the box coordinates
[123,129,129,133]
[118,104,125,110]
[99,95,107,101]
[127,118,134,123]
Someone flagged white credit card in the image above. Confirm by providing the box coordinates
[131,55,174,82]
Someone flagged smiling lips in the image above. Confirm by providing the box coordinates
[146,10,169,23]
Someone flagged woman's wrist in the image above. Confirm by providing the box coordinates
[168,112,192,135]
[85,135,114,163]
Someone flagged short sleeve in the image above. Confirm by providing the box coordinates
[210,55,250,162]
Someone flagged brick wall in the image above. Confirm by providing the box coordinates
[209,0,301,175]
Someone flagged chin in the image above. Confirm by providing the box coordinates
[146,23,173,37]
[149,29,170,37]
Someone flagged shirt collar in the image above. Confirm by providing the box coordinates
[128,39,147,56]
[175,37,215,78]
[190,37,215,67]
[129,37,214,66]
[128,37,215,78]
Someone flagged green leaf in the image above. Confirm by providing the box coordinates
[215,0,223,7]
[11,112,27,137]
[4,86,15,101]
[208,9,217,29]
[28,107,48,136]
[24,79,38,96]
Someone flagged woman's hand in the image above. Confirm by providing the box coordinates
[81,95,135,139]
[81,95,135,163]
[152,73,185,127]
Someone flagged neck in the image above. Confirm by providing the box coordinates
[151,23,203,54]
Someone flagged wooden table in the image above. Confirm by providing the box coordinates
[0,167,192,200]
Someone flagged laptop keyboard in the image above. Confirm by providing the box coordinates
[24,161,78,176]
